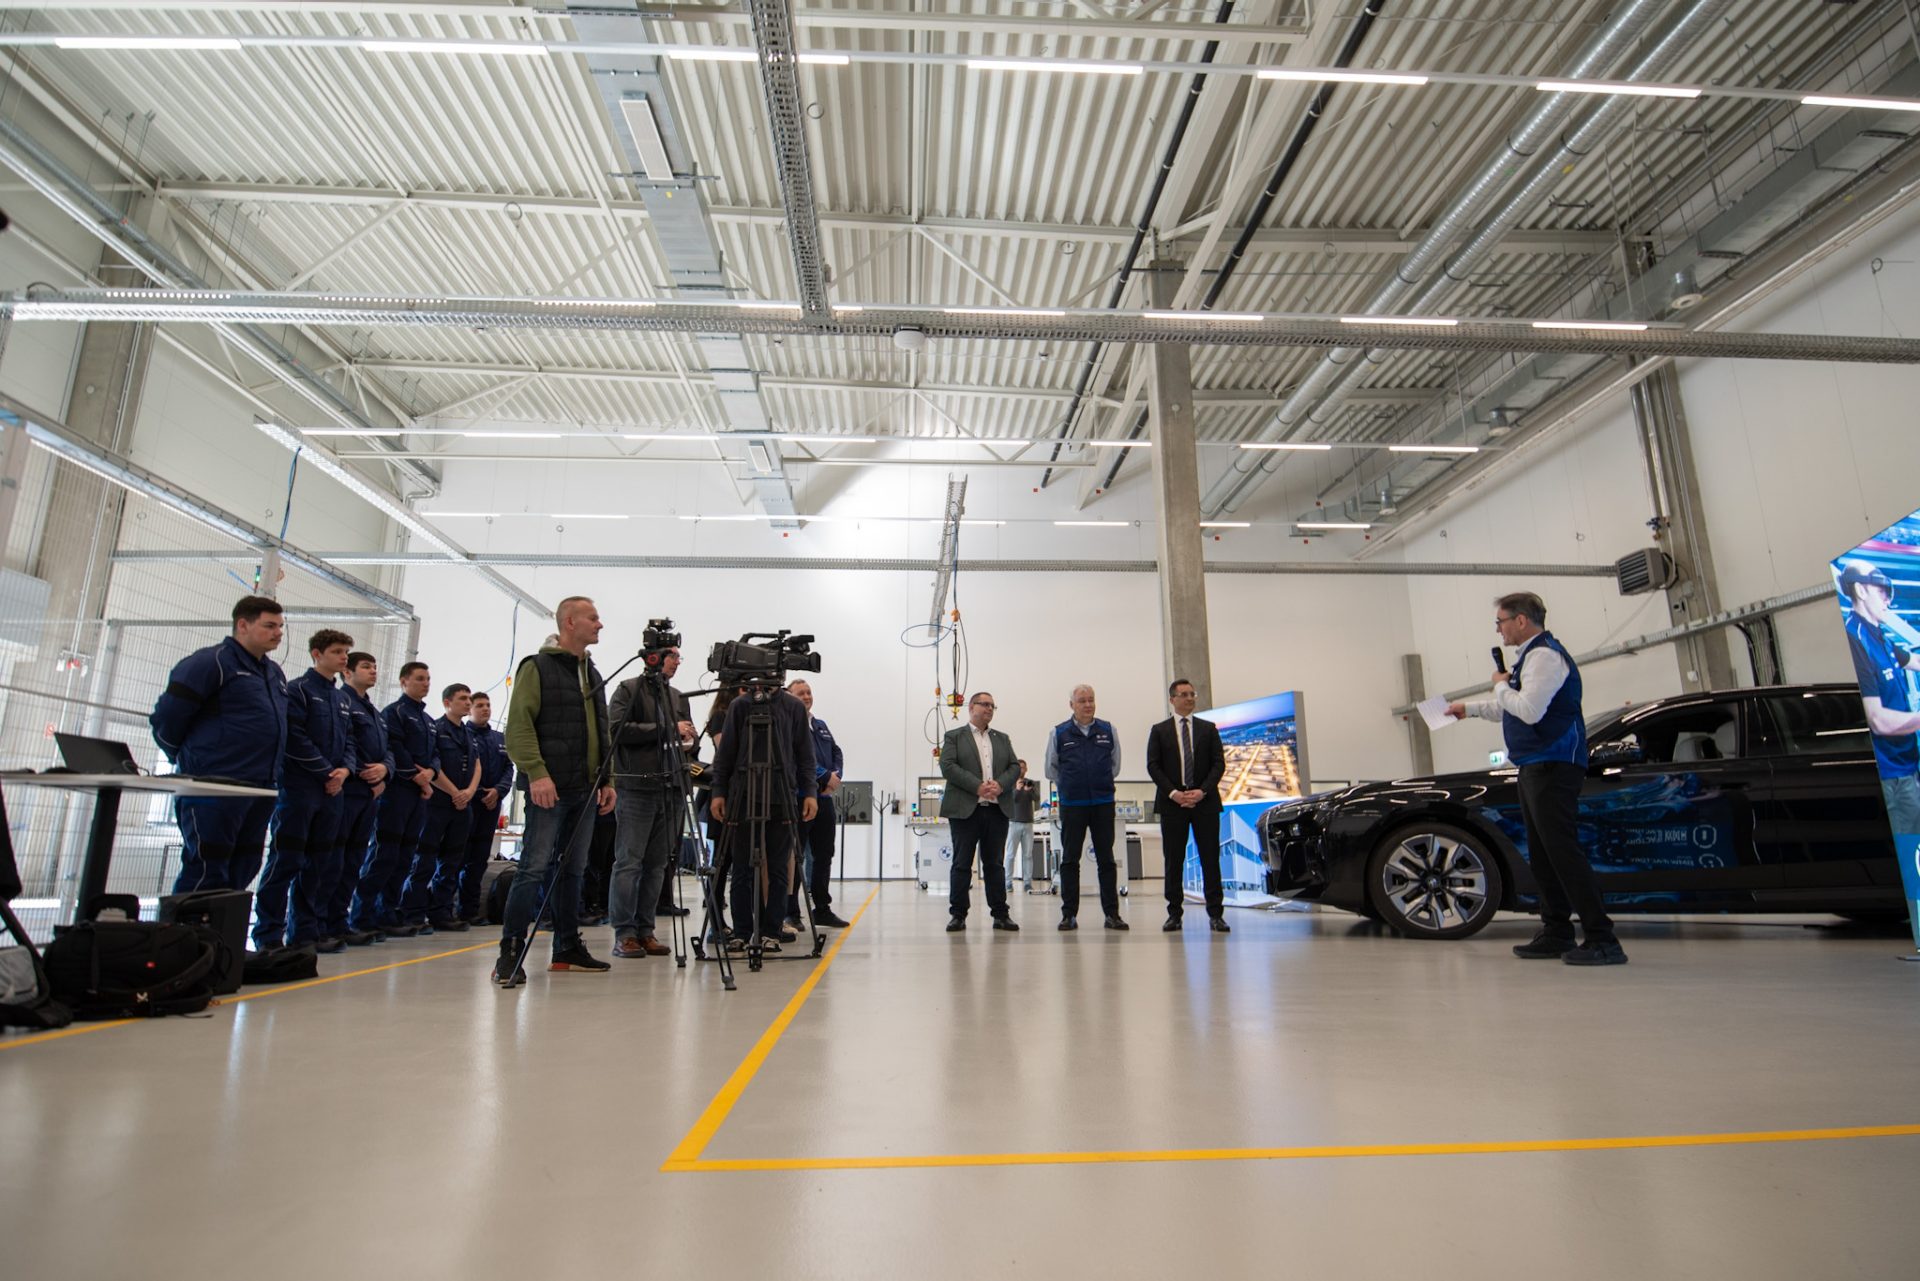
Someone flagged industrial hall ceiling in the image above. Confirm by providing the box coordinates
[1,0,1917,541]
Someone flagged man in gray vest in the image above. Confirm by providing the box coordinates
[494,596,617,987]
[937,691,1021,932]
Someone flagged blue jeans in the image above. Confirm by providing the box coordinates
[1004,820,1034,889]
[502,790,596,953]
[610,787,676,942]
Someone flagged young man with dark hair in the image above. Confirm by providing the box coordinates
[151,596,290,893]
[456,690,514,924]
[332,650,392,945]
[352,660,438,937]
[254,628,358,952]
[495,597,617,985]
[402,683,480,931]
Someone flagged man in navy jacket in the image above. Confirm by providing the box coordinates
[404,683,481,931]
[150,596,290,894]
[457,690,513,923]
[785,679,850,929]
[254,628,357,951]
[333,650,394,945]
[353,661,439,935]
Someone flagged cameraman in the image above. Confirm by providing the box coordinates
[605,646,695,958]
[709,682,817,952]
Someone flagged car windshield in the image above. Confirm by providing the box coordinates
[1585,708,1629,742]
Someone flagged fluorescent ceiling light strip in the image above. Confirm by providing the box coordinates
[1082,440,1149,449]
[424,512,503,518]
[1200,521,1251,528]
[301,427,405,437]
[551,513,629,520]
[943,307,1068,318]
[1143,310,1265,322]
[798,53,851,66]
[257,422,457,555]
[1387,444,1479,454]
[1296,521,1372,530]
[678,514,763,522]
[1054,520,1130,527]
[361,41,548,56]
[782,435,880,444]
[1535,79,1699,99]
[55,36,242,51]
[1531,320,1649,332]
[667,48,758,62]
[1801,94,1920,113]
[1240,441,1334,451]
[965,59,1142,76]
[734,300,801,311]
[1340,315,1459,327]
[832,304,864,314]
[1257,68,1427,87]
[959,519,1006,527]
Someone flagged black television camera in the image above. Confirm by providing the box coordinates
[642,617,682,668]
[708,630,822,687]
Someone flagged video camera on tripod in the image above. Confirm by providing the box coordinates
[642,617,682,668]
[707,630,822,688]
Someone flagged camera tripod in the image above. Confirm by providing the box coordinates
[630,662,732,984]
[692,681,826,974]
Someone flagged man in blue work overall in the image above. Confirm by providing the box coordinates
[404,683,481,932]
[151,595,290,895]
[352,661,438,937]
[330,650,392,946]
[456,690,513,924]
[254,628,358,952]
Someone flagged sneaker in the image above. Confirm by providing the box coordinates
[1562,939,1628,967]
[991,915,1020,932]
[1103,915,1130,931]
[492,942,525,988]
[427,917,471,933]
[946,915,967,932]
[815,911,851,928]
[549,944,611,972]
[1513,933,1578,959]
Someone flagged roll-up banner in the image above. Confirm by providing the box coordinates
[1830,505,1920,958]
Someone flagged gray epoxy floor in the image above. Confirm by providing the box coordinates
[5,879,1920,1279]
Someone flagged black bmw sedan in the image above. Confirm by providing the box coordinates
[1260,684,1907,939]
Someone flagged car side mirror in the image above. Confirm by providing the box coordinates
[1590,738,1645,767]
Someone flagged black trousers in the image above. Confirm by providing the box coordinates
[1058,803,1119,920]
[788,793,837,915]
[1160,804,1223,919]
[1517,761,1615,943]
[726,817,793,940]
[948,804,1010,920]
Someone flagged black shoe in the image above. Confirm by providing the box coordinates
[549,944,611,972]
[1562,939,1628,967]
[992,915,1020,932]
[660,904,691,917]
[314,936,346,954]
[778,928,797,942]
[427,917,471,933]
[946,916,966,932]
[1103,915,1130,931]
[414,921,436,936]
[1513,933,1578,959]
[381,921,420,938]
[578,912,607,928]
[1208,916,1231,934]
[815,911,851,928]
[1058,917,1078,932]
[492,942,525,988]
[784,916,804,931]
[1162,916,1181,932]
[342,929,378,946]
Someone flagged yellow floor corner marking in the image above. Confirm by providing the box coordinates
[673,1122,1920,1174]
[660,886,879,1171]
[0,940,496,1051]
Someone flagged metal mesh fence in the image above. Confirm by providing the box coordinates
[1,457,412,942]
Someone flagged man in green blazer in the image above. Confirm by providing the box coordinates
[938,691,1022,932]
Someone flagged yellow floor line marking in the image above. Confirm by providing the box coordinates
[0,940,495,1051]
[660,887,879,1170]
[663,1123,1920,1174]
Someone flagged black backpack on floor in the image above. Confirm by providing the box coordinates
[0,791,74,1031]
[43,916,219,1020]
[242,944,319,985]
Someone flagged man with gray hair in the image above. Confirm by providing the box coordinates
[1045,683,1126,931]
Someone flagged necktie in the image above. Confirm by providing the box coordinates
[1180,717,1194,789]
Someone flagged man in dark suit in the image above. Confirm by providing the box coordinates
[1145,677,1229,934]
[937,691,1021,933]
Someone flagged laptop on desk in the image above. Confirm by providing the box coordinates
[53,733,140,776]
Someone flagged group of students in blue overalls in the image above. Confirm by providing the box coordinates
[151,596,514,953]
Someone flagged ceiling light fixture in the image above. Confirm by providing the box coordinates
[965,58,1143,76]
[943,307,1068,318]
[55,36,243,51]
[1387,444,1479,454]
[620,98,675,181]
[1531,320,1650,332]
[781,435,880,445]
[423,511,505,518]
[1535,79,1699,99]
[300,427,407,438]
[1240,442,1334,451]
[1143,310,1266,322]
[959,519,1007,527]
[361,40,548,56]
[256,423,458,554]
[1200,521,1251,528]
[797,53,852,66]
[678,514,763,522]
[1256,68,1428,87]
[1081,440,1149,449]
[1296,521,1373,530]
[1054,520,1130,527]
[734,300,801,311]
[551,513,629,520]
[1340,315,1460,327]
[1801,93,1920,113]
[667,48,758,62]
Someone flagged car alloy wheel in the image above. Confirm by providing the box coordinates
[1367,822,1504,940]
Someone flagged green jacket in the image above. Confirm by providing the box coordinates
[504,645,605,785]
[938,723,1020,819]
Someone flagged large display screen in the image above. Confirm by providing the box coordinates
[1830,505,1920,952]
[1190,690,1310,906]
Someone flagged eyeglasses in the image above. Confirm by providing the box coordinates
[973,701,997,710]
[1494,614,1518,627]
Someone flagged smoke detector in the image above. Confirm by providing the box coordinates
[1670,266,1704,311]
[892,326,928,353]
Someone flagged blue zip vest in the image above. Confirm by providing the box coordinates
[1502,632,1588,767]
[1053,717,1118,806]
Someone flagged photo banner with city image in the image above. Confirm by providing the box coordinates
[1192,691,1310,908]
[1830,504,1920,954]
